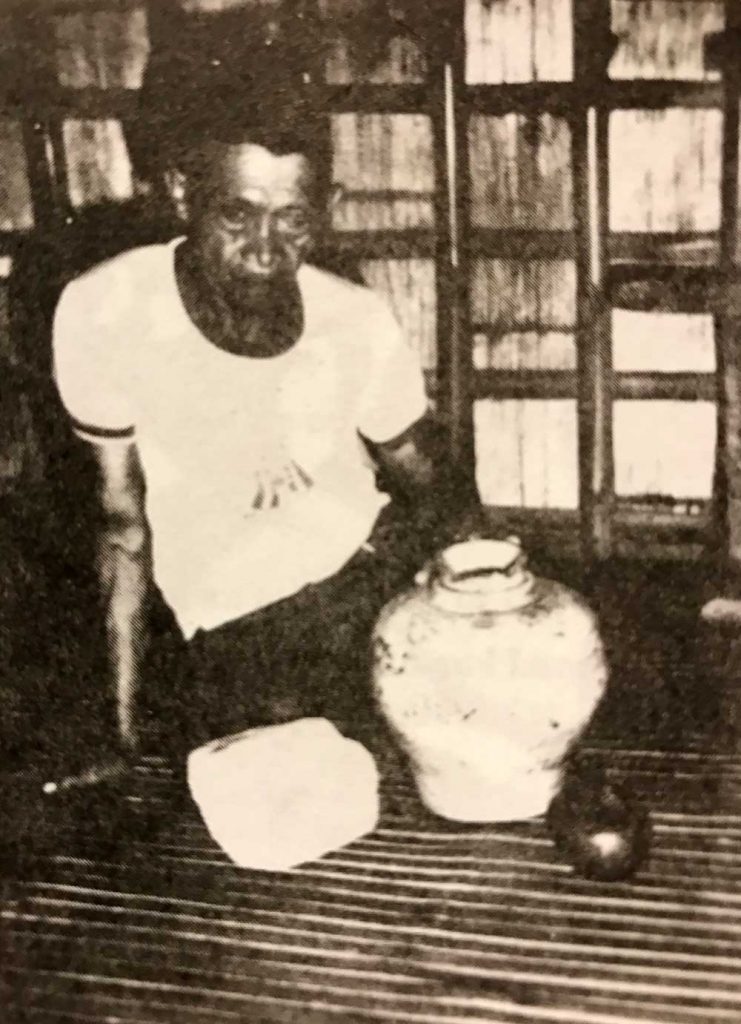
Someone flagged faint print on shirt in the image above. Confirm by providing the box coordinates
[249,458,315,511]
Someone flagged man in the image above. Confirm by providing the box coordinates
[52,67,479,769]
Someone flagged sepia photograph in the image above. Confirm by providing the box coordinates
[0,0,740,1020]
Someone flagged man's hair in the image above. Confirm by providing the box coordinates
[130,19,330,191]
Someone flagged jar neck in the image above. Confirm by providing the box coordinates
[422,540,536,614]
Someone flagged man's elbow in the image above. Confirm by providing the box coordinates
[100,514,150,559]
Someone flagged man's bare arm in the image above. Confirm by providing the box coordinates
[91,440,151,754]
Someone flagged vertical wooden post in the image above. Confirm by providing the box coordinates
[572,0,615,561]
[712,6,741,570]
[9,8,59,230]
[430,2,476,480]
[6,5,61,493]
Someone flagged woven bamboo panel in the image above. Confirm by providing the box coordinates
[609,108,722,233]
[470,258,576,371]
[331,114,435,231]
[0,120,34,232]
[474,398,579,508]
[465,0,573,84]
[53,6,149,89]
[359,258,437,371]
[613,310,716,374]
[614,399,716,500]
[325,34,425,84]
[62,119,134,207]
[318,0,426,83]
[325,35,426,84]
[469,114,573,230]
[610,0,724,81]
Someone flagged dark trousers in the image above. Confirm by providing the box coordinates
[141,501,441,759]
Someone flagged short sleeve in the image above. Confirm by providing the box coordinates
[52,278,135,444]
[357,297,429,444]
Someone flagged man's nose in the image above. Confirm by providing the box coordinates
[254,212,276,269]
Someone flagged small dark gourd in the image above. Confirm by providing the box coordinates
[546,768,652,882]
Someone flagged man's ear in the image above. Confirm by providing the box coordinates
[163,168,189,222]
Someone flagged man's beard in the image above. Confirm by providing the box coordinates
[216,266,305,357]
[176,239,306,358]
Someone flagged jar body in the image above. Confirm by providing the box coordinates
[372,545,607,822]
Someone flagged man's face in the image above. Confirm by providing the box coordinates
[187,141,316,312]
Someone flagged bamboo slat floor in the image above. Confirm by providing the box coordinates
[3,736,741,1024]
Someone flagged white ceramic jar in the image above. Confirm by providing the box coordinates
[372,538,608,822]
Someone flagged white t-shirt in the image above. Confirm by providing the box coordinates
[53,239,428,639]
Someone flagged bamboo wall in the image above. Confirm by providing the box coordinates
[610,0,723,81]
[465,0,725,514]
[324,9,434,379]
[325,33,425,84]
[609,109,722,233]
[330,113,435,231]
[53,4,148,205]
[0,0,733,535]
[330,110,436,373]
[468,114,573,229]
[470,258,576,370]
[53,6,149,88]
[464,0,573,83]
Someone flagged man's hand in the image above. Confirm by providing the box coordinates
[366,413,483,555]
[372,423,435,492]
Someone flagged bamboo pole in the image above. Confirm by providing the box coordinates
[710,5,741,569]
[9,8,63,227]
[572,1,615,561]
[432,13,475,476]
